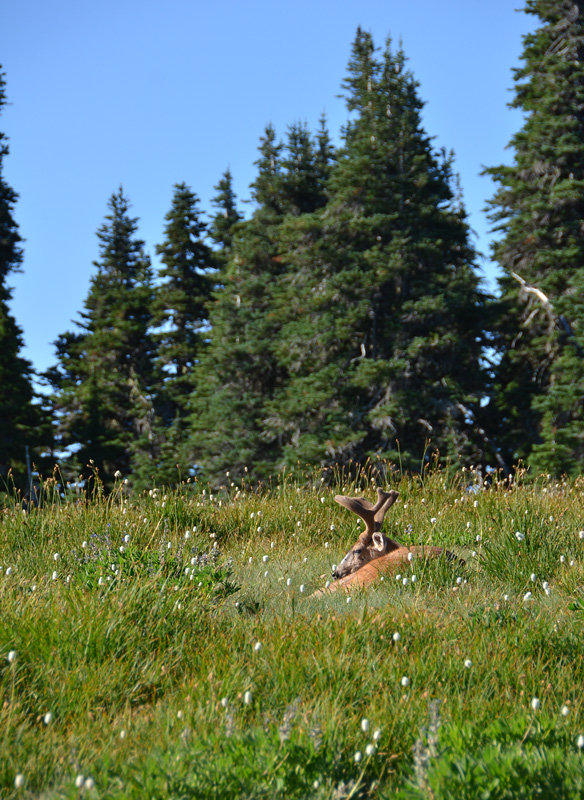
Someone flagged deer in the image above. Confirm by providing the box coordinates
[313,487,461,596]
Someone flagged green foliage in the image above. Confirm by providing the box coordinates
[484,3,584,474]
[1,471,584,797]
[46,188,155,489]
[399,713,584,800]
[132,183,217,490]
[264,31,488,473]
[188,32,488,484]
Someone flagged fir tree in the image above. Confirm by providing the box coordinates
[188,122,334,481]
[485,2,584,476]
[0,66,50,491]
[269,30,488,471]
[46,188,155,489]
[209,169,242,253]
[132,183,217,489]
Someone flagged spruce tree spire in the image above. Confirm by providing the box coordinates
[47,188,155,489]
[209,169,242,252]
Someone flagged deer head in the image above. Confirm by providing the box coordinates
[332,488,400,579]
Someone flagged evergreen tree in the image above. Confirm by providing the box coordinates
[188,122,334,481]
[485,2,584,476]
[0,66,50,491]
[268,30,487,471]
[209,168,242,253]
[46,188,155,489]
[132,183,217,488]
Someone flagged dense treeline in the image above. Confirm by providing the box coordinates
[4,3,584,491]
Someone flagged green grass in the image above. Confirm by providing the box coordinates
[1,468,584,797]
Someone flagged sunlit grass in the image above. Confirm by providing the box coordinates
[1,467,584,797]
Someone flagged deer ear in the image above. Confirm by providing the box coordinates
[372,532,385,552]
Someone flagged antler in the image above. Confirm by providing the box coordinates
[334,488,399,543]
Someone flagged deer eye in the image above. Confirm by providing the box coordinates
[354,548,363,556]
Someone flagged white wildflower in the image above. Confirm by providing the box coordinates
[531,697,540,711]
[75,775,85,788]
[14,774,25,789]
[361,718,370,732]
[244,690,252,705]
[392,632,401,642]
[43,712,53,725]
[253,642,262,652]
[561,705,570,717]
[354,751,362,763]
[401,676,410,687]
[365,743,376,756]
[373,728,382,741]
[515,532,525,541]
[7,650,17,663]
[464,659,472,669]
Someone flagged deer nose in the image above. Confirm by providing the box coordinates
[331,564,338,578]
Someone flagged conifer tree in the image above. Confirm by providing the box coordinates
[188,122,334,481]
[485,2,584,476]
[0,66,50,490]
[46,188,155,489]
[269,30,487,471]
[209,169,242,253]
[132,184,217,488]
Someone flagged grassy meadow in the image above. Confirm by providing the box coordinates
[1,466,584,798]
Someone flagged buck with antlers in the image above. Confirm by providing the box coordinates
[314,487,460,595]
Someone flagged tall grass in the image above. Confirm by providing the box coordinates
[1,467,583,797]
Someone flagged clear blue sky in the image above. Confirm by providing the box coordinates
[2,0,535,377]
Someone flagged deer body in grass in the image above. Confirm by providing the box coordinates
[316,488,460,595]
